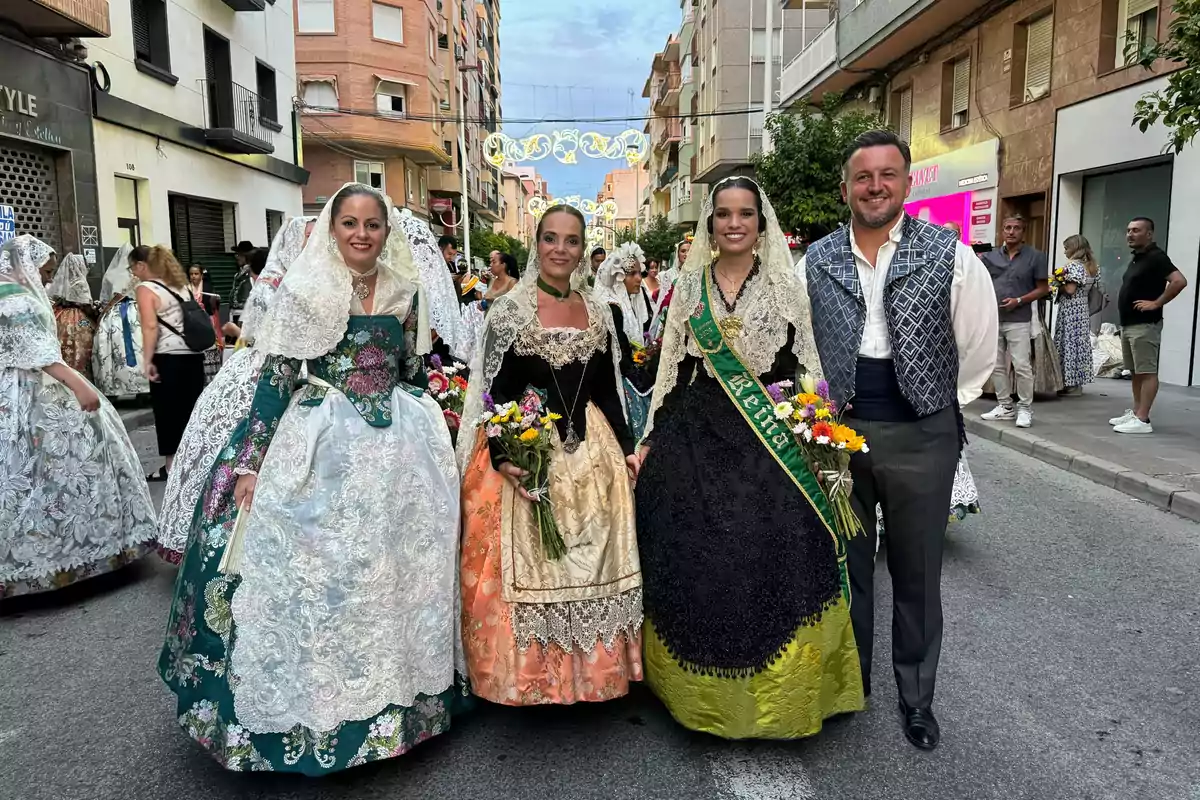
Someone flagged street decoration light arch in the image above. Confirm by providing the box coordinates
[527,195,621,250]
[485,129,651,168]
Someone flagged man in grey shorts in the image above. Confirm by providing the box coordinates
[1109,217,1188,434]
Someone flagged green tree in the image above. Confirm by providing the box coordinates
[1130,0,1200,153]
[614,223,638,245]
[468,228,528,269]
[751,92,883,241]
[637,214,679,264]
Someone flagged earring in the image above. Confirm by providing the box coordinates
[326,238,337,254]
[379,244,390,262]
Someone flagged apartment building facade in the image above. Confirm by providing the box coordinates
[297,0,502,252]
[690,0,829,185]
[643,35,682,223]
[1,2,108,272]
[495,166,532,248]
[84,0,306,292]
[780,0,1198,385]
[597,167,642,239]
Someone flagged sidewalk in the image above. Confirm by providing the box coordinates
[966,379,1200,522]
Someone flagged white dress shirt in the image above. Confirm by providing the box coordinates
[798,215,999,407]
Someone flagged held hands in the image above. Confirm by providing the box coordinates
[1133,299,1161,312]
[625,453,642,488]
[234,473,258,513]
[73,383,101,412]
[999,297,1021,311]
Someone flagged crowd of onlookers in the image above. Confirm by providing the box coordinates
[977,214,1187,436]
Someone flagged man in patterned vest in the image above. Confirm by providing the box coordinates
[802,130,997,750]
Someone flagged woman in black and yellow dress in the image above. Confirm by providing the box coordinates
[636,177,864,739]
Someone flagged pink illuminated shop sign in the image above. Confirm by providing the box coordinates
[910,164,939,188]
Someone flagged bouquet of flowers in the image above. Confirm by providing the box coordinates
[482,388,567,560]
[767,374,868,541]
[1049,265,1069,297]
[427,354,468,431]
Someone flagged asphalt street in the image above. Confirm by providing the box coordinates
[2,432,1198,800]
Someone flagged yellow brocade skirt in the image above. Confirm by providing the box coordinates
[642,600,864,740]
[460,403,643,706]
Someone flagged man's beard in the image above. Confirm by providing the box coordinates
[851,195,903,229]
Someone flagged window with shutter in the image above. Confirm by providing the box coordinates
[1024,14,1053,102]
[1119,0,1158,64]
[302,81,338,111]
[373,2,404,44]
[297,0,334,33]
[891,87,913,142]
[376,81,407,116]
[131,0,151,60]
[952,55,971,127]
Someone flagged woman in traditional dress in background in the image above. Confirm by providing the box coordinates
[458,204,643,706]
[643,257,663,307]
[159,185,463,774]
[457,272,486,365]
[155,216,315,564]
[187,264,225,384]
[46,252,97,381]
[0,236,155,598]
[92,243,150,398]
[636,177,863,739]
[593,242,656,440]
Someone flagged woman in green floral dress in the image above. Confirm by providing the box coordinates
[158,184,466,775]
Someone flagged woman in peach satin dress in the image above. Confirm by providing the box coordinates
[458,204,643,706]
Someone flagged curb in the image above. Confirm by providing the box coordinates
[118,408,155,432]
[964,417,1200,524]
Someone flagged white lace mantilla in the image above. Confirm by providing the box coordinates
[230,386,460,734]
[157,347,265,557]
[511,586,643,654]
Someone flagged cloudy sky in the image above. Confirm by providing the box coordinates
[498,0,681,207]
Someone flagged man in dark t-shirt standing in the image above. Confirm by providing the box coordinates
[1109,216,1188,435]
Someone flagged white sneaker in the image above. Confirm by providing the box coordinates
[981,405,1016,421]
[1113,417,1153,434]
[1109,409,1135,426]
[1016,409,1032,428]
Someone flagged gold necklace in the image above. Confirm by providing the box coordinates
[350,265,379,301]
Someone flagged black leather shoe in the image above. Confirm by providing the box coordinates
[898,701,940,750]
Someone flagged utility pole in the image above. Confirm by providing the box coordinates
[457,49,479,272]
[762,0,775,154]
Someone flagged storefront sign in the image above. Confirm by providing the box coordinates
[0,85,37,117]
[905,139,1000,246]
[0,205,14,245]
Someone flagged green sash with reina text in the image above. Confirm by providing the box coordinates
[688,269,842,550]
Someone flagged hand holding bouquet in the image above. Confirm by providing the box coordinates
[482,388,567,560]
[1049,266,1068,298]
[766,373,868,541]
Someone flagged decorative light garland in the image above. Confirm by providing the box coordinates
[527,195,620,224]
[486,129,651,167]
[526,195,622,250]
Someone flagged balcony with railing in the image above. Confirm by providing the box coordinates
[778,21,838,107]
[200,80,274,155]
[654,72,682,110]
[656,118,682,152]
[838,0,998,72]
